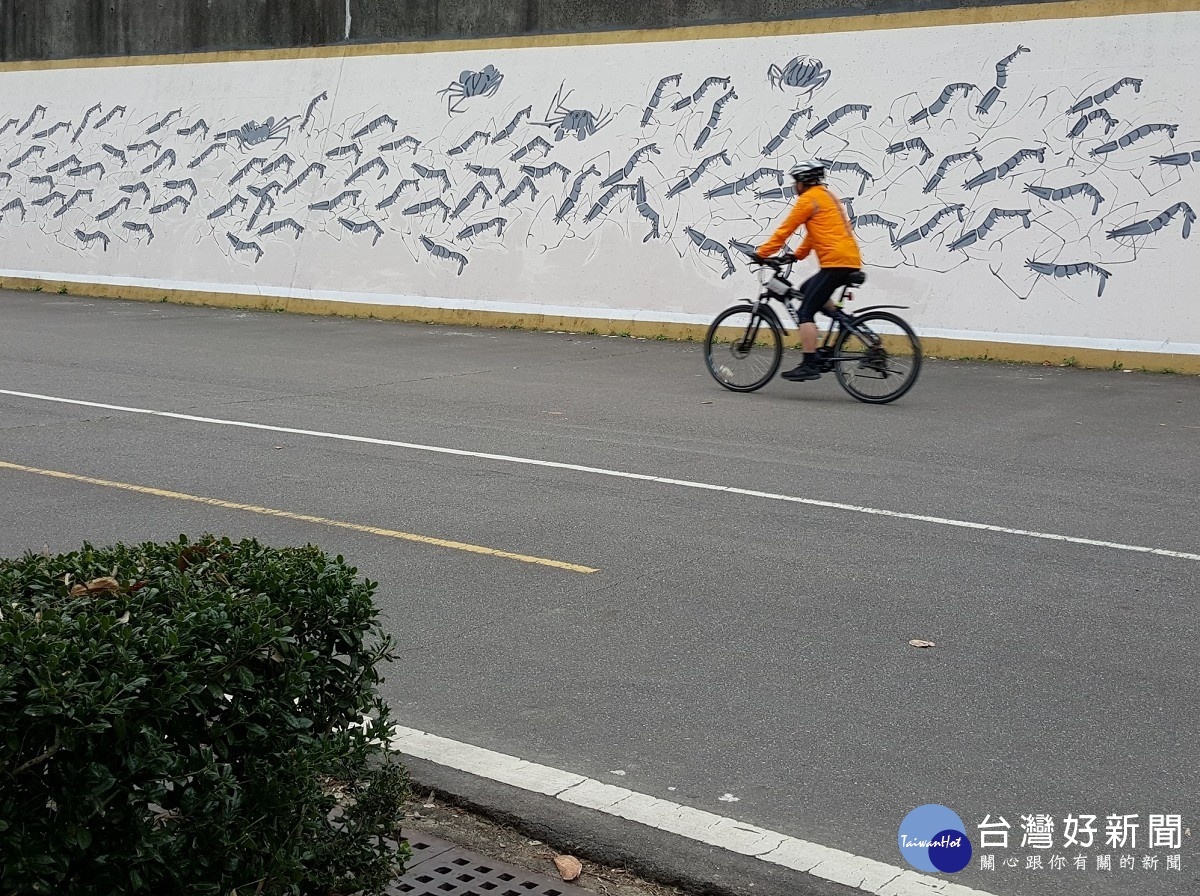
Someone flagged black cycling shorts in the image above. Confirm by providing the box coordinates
[797,268,859,324]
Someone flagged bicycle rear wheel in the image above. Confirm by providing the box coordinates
[833,310,922,404]
[704,304,783,392]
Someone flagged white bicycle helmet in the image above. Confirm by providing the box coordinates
[788,159,825,184]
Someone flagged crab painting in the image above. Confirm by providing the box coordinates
[767,56,832,97]
[439,65,504,114]
[538,82,613,142]
[215,116,294,151]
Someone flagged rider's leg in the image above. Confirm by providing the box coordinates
[782,270,837,380]
[799,322,819,354]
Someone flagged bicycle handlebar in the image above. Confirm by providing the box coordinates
[748,254,796,269]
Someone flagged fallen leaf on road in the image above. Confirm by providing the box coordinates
[718,793,740,802]
[909,639,936,648]
[554,855,582,881]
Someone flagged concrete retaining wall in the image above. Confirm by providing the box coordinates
[5,0,1064,61]
[1,1,1197,370]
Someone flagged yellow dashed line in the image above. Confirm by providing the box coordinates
[0,460,598,574]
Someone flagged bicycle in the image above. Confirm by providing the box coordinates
[704,255,922,403]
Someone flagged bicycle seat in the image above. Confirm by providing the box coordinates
[848,271,867,287]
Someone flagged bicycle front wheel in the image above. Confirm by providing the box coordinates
[704,304,783,392]
[833,310,922,404]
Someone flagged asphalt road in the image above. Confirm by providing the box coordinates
[1,291,1197,896]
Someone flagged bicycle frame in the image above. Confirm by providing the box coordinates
[709,255,924,401]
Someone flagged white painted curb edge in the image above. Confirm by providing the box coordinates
[389,725,999,896]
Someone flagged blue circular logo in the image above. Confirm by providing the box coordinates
[898,804,972,873]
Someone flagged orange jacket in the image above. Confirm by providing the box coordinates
[757,185,862,268]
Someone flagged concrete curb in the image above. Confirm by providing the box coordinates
[401,754,869,896]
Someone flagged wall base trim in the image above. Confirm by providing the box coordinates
[5,276,1196,375]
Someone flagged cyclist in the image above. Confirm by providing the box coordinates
[753,160,863,382]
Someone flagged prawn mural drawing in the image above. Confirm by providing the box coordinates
[672,76,732,112]
[283,163,326,194]
[522,162,571,182]
[886,138,934,165]
[413,164,452,192]
[1024,182,1105,215]
[762,109,813,155]
[947,207,1031,251]
[456,217,506,240]
[1089,123,1179,157]
[448,131,491,156]
[494,107,533,143]
[0,31,1193,324]
[976,46,1030,114]
[401,198,452,222]
[642,75,683,126]
[667,151,731,198]
[585,183,638,224]
[909,84,974,125]
[419,235,468,275]
[1068,108,1118,139]
[964,148,1045,190]
[921,152,979,194]
[259,218,305,239]
[602,144,660,187]
[300,92,328,133]
[122,222,155,243]
[694,89,738,150]
[806,104,871,139]
[1025,259,1112,296]
[380,136,421,154]
[705,167,783,199]
[555,164,602,222]
[352,115,398,141]
[893,205,965,248]
[1067,77,1143,115]
[1107,202,1195,241]
[73,104,102,143]
[450,182,494,220]
[74,229,110,251]
[500,175,540,207]
[684,226,736,278]
[226,232,264,263]
[338,216,386,245]
[346,157,390,185]
[511,137,552,162]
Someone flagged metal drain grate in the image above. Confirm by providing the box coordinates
[388,832,588,896]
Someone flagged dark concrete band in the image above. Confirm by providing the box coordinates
[4,0,1068,63]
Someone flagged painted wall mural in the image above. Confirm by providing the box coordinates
[0,9,1197,353]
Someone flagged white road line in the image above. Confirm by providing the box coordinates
[390,725,998,896]
[3,388,1197,563]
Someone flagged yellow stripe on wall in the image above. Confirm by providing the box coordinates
[0,0,1195,72]
[3,278,1195,373]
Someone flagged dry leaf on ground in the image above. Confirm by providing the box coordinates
[554,855,583,881]
[908,639,936,648]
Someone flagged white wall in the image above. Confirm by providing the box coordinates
[0,9,1197,355]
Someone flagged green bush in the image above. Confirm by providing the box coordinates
[0,535,409,895]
